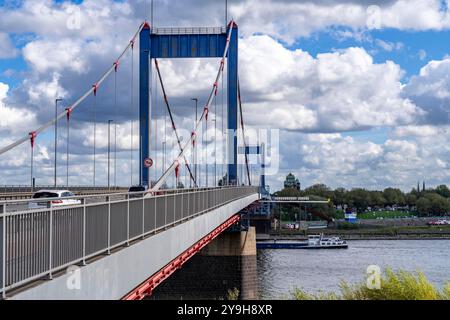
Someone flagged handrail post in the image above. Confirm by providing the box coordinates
[126,194,130,246]
[164,193,167,230]
[186,190,189,220]
[82,198,86,265]
[1,203,5,299]
[173,193,176,227]
[153,195,157,234]
[49,204,53,280]
[107,196,111,255]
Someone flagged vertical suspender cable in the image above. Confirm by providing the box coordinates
[205,108,208,188]
[154,65,158,184]
[221,60,225,184]
[130,42,135,186]
[29,132,36,192]
[92,87,97,187]
[114,62,118,189]
[66,107,72,188]
[164,105,167,174]
[214,94,217,186]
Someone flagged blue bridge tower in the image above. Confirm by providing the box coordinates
[139,22,239,187]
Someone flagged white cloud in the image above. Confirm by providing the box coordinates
[231,0,450,43]
[404,58,450,124]
[0,32,18,59]
[23,39,88,74]
[240,36,423,132]
[0,82,36,135]
[275,129,450,191]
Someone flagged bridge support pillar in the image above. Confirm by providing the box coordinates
[151,227,258,300]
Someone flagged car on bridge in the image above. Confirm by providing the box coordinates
[28,190,81,209]
[128,185,149,198]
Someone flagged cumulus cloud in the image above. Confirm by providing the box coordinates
[0,32,18,59]
[231,0,450,43]
[240,36,423,132]
[404,58,450,125]
[276,129,450,191]
[0,82,36,135]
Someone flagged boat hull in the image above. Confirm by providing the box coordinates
[256,242,348,249]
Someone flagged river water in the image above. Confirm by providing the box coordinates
[257,240,450,299]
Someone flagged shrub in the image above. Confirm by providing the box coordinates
[337,222,360,230]
[292,268,450,300]
[226,288,240,300]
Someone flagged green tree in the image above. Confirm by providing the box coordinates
[425,193,450,215]
[333,187,346,206]
[435,185,450,198]
[348,188,370,212]
[304,184,332,199]
[383,188,405,206]
[416,197,431,216]
[275,188,302,197]
[405,193,417,208]
[369,191,386,208]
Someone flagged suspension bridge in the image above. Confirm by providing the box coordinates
[0,20,268,300]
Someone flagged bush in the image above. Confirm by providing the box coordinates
[226,288,240,300]
[292,268,450,300]
[337,222,360,230]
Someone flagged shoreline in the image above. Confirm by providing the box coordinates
[258,233,450,241]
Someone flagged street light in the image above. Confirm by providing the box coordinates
[108,120,113,190]
[212,118,217,186]
[191,98,198,187]
[54,98,63,189]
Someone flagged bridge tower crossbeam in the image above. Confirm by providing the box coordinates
[139,22,239,187]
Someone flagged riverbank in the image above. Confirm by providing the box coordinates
[259,224,450,241]
[257,239,450,299]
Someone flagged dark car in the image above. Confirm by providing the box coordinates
[128,185,149,198]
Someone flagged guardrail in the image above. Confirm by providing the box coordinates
[152,26,227,35]
[0,185,127,194]
[0,189,129,201]
[0,186,258,298]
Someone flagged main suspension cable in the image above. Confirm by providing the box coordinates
[0,22,147,157]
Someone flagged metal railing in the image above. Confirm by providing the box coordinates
[152,27,227,35]
[0,185,127,194]
[0,186,258,297]
[0,189,129,201]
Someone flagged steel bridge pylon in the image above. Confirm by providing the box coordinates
[139,22,239,187]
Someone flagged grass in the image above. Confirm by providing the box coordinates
[357,211,414,220]
[292,268,450,300]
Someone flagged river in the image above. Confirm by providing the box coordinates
[257,240,450,299]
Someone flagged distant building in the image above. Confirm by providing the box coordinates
[284,173,301,190]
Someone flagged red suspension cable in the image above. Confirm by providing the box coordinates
[238,79,251,186]
[154,59,197,187]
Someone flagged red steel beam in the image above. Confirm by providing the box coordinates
[122,214,241,300]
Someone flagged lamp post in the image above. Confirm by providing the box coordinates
[108,120,113,190]
[212,118,217,186]
[54,98,63,189]
[191,98,198,187]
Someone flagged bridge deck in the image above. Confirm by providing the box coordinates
[0,186,258,299]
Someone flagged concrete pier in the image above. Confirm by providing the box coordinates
[152,227,258,300]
